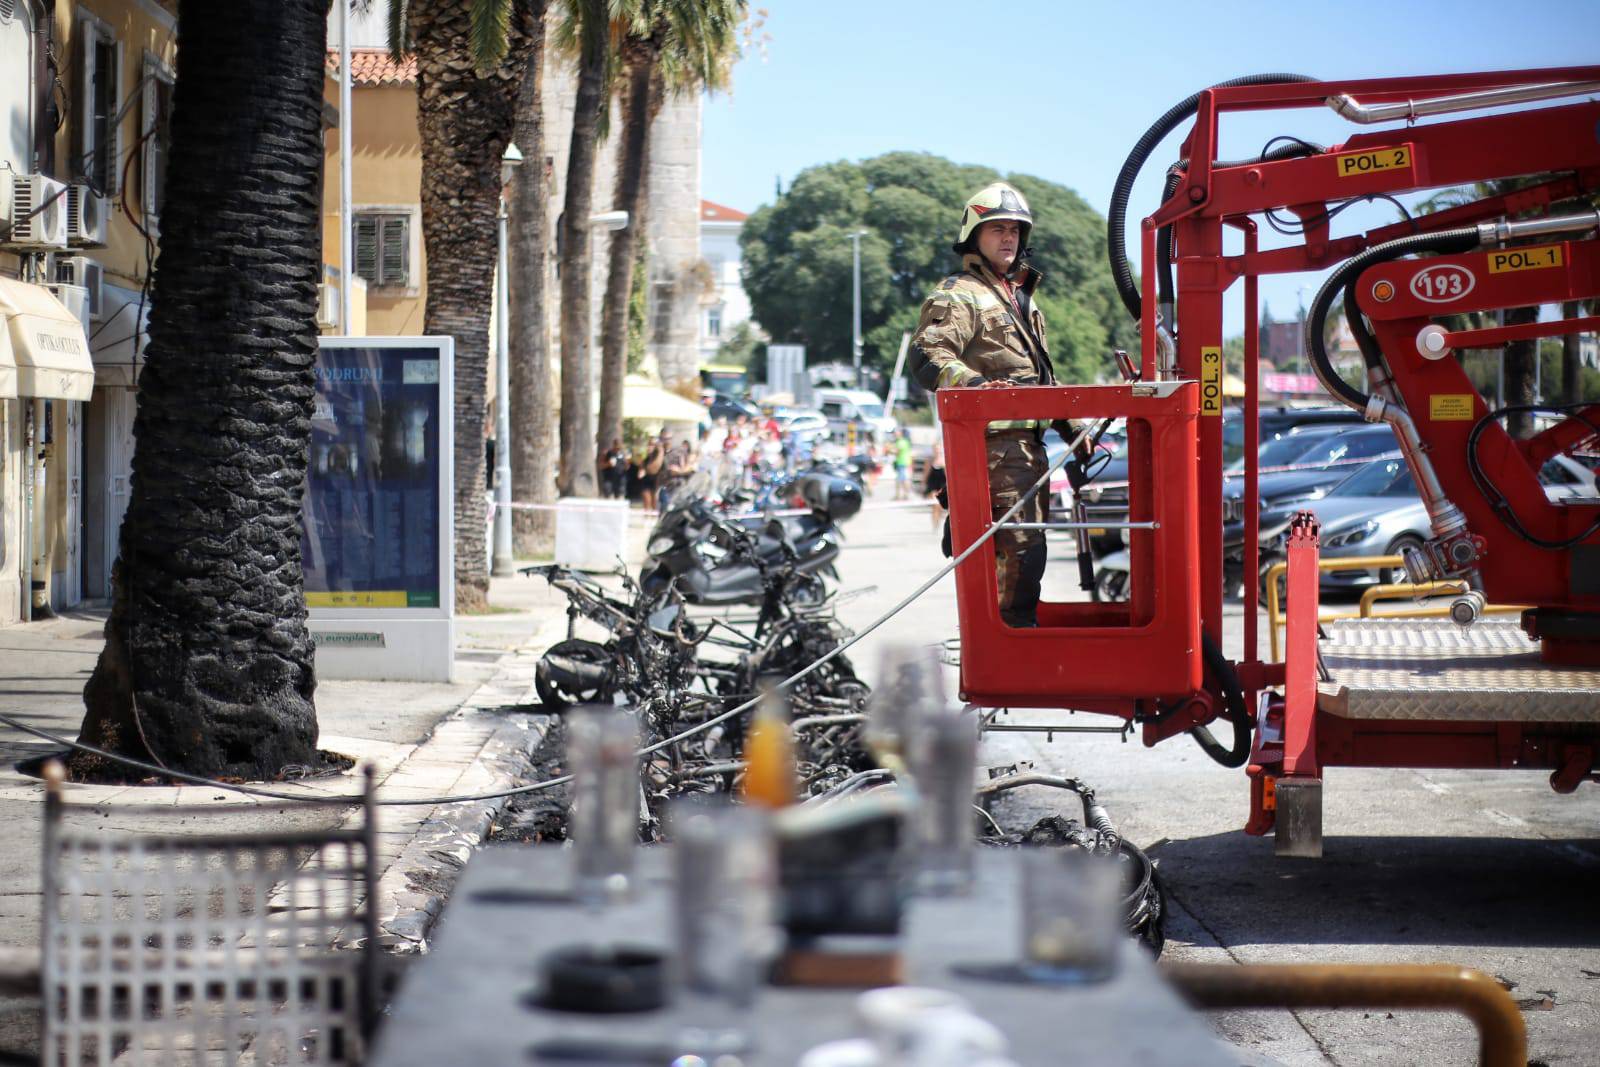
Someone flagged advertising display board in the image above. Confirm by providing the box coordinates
[304,337,455,681]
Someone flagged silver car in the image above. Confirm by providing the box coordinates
[1264,454,1597,590]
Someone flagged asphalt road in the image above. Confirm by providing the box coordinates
[835,480,1600,1067]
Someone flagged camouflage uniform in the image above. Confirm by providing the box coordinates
[910,253,1055,627]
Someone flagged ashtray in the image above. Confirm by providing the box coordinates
[534,944,669,1014]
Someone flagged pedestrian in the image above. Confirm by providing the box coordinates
[908,181,1088,627]
[599,436,628,500]
[639,434,666,513]
[892,429,914,501]
[924,441,947,532]
[657,430,694,514]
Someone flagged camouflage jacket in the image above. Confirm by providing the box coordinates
[909,254,1056,392]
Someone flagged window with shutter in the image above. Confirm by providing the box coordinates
[76,16,119,195]
[141,56,173,223]
[352,212,411,288]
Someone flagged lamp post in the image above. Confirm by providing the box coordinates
[850,229,867,387]
[1295,284,1314,381]
[491,142,523,577]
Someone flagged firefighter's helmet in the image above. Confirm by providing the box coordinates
[954,181,1032,254]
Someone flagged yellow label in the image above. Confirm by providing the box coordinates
[1335,145,1411,178]
[1200,346,1223,415]
[306,590,410,608]
[1429,394,1475,421]
[1487,244,1564,274]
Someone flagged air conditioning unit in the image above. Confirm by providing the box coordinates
[316,282,340,329]
[46,283,92,332]
[54,256,105,322]
[4,174,70,250]
[66,183,109,248]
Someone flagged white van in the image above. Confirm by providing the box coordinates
[814,388,897,442]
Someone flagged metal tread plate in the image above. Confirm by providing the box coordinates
[1315,618,1600,722]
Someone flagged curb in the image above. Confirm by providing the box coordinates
[356,614,568,955]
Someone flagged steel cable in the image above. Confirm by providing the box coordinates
[1,421,1099,807]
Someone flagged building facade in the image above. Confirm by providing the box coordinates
[1,0,173,625]
[697,198,753,367]
[322,3,707,391]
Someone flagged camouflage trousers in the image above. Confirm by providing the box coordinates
[987,431,1047,628]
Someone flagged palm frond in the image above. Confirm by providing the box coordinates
[387,0,412,60]
[468,0,515,75]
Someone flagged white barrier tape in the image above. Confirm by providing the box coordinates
[493,498,941,522]
[1069,449,1405,496]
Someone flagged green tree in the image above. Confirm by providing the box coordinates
[76,0,329,778]
[739,153,1133,384]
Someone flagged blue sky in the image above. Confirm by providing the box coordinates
[702,0,1600,337]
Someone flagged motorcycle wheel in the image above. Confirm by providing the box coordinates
[1094,568,1129,603]
[535,639,616,711]
[790,573,829,610]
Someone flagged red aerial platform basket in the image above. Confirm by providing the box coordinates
[939,381,1204,711]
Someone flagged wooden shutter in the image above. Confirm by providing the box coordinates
[353,215,379,283]
[379,216,409,287]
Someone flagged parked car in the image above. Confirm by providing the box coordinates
[1083,411,1374,556]
[814,388,896,442]
[707,393,761,423]
[1259,453,1598,591]
[769,406,830,442]
[1223,405,1366,464]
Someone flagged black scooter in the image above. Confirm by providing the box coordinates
[640,473,860,607]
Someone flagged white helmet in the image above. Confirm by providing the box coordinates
[954,181,1032,253]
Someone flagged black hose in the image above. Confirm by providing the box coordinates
[1341,276,1386,376]
[1153,142,1325,319]
[1467,403,1600,550]
[1108,73,1318,322]
[1303,226,1482,413]
[1189,632,1252,769]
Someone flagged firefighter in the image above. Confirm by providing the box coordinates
[909,181,1073,627]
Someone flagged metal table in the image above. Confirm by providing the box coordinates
[369,846,1233,1066]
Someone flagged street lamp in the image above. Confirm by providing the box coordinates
[491,142,522,577]
[586,210,630,354]
[850,229,867,387]
[1294,284,1314,380]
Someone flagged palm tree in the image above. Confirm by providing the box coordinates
[595,0,742,453]
[508,6,556,556]
[553,0,615,498]
[74,0,329,779]
[390,0,537,609]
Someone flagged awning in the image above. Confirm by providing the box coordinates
[0,310,16,399]
[0,277,95,400]
[623,374,709,426]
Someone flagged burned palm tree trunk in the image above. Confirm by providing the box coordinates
[510,5,556,556]
[409,2,535,610]
[596,37,661,454]
[557,0,607,498]
[75,0,328,779]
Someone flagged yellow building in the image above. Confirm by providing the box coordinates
[321,49,417,336]
[1,0,175,624]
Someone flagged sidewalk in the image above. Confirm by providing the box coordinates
[0,570,573,1055]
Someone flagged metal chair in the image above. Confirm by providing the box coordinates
[38,762,380,1066]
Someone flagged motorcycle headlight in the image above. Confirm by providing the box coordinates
[1324,520,1380,549]
[647,535,675,557]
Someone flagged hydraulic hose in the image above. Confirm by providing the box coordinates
[1153,141,1323,321]
[1189,632,1252,769]
[1303,226,1480,413]
[1108,73,1317,322]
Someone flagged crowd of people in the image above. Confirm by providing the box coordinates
[594,416,950,522]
